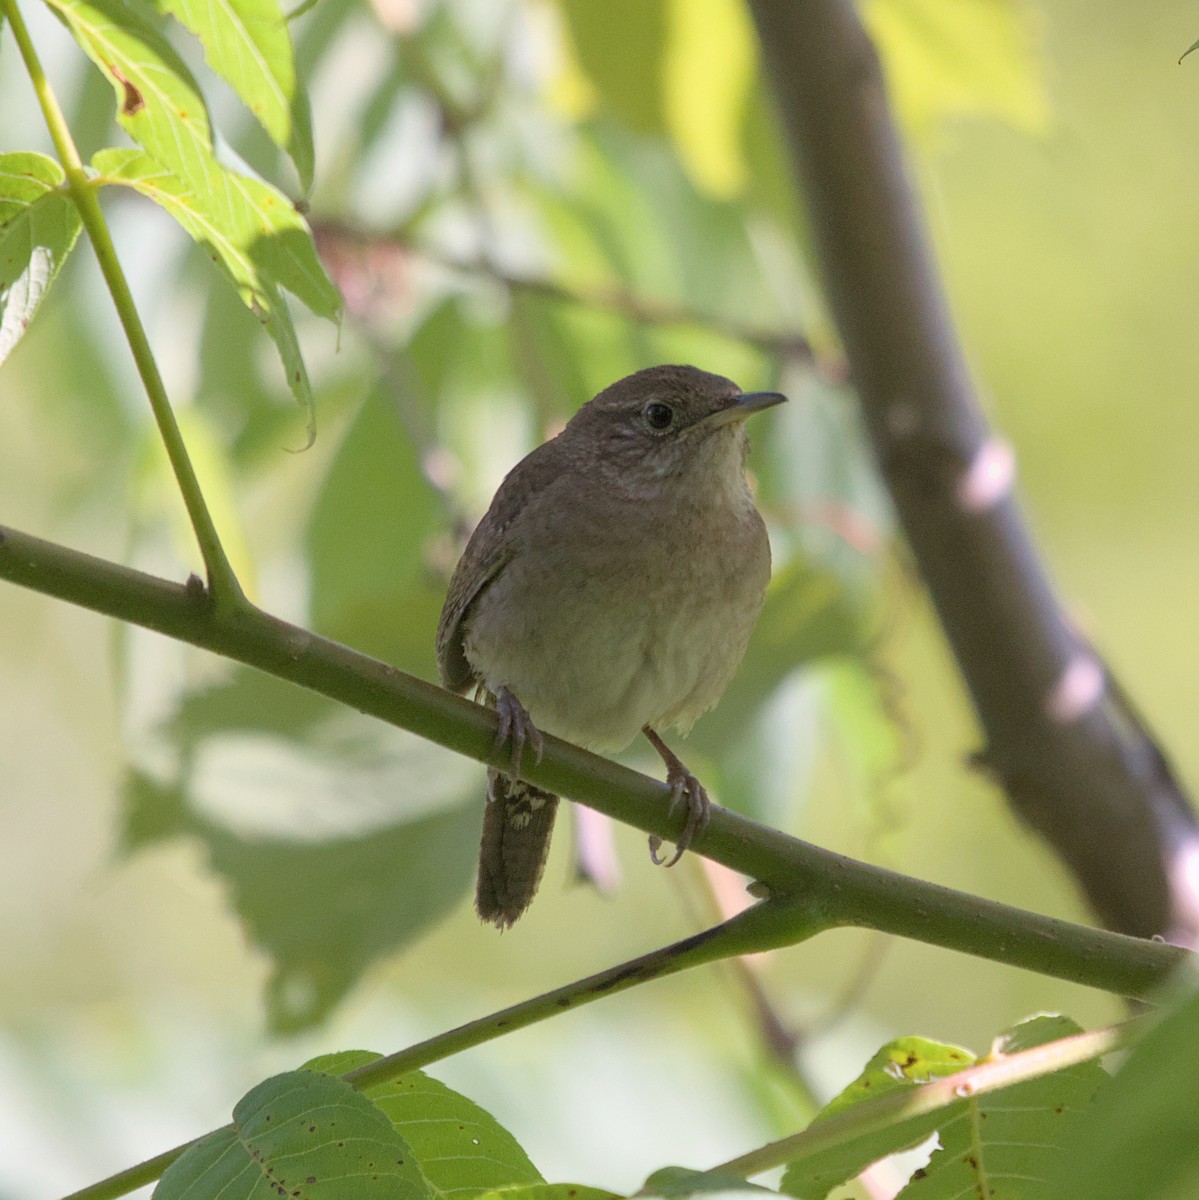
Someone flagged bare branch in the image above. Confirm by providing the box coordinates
[749,0,1199,938]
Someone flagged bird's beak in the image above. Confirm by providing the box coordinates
[702,390,788,429]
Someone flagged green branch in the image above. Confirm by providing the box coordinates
[0,522,1184,1002]
[0,0,244,607]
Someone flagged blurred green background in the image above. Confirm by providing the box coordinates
[3,0,1199,1195]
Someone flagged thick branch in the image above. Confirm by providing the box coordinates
[749,0,1199,938]
[0,523,1183,995]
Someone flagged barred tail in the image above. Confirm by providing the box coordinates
[475,768,560,928]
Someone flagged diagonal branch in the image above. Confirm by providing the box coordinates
[749,0,1199,938]
[59,899,819,1200]
[0,523,1182,997]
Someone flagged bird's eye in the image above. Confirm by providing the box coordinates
[644,401,675,431]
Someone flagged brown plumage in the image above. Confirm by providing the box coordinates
[436,364,784,927]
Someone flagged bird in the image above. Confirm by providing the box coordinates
[436,364,785,927]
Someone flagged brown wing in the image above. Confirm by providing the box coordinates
[435,438,564,693]
[436,523,510,692]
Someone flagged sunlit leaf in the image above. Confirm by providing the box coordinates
[93,149,337,317]
[305,1052,544,1197]
[863,0,1049,140]
[0,154,66,225]
[0,153,82,366]
[93,147,339,416]
[154,1069,430,1200]
[147,0,315,189]
[43,0,217,195]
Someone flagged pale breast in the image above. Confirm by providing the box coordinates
[462,461,770,752]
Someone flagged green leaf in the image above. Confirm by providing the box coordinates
[781,1036,975,1199]
[128,760,479,1031]
[43,0,217,196]
[93,147,339,416]
[0,153,82,367]
[643,1166,772,1196]
[905,1015,1105,1199]
[1045,987,1199,1199]
[304,1052,544,1197]
[0,153,66,221]
[154,1069,431,1200]
[146,0,315,189]
[475,1186,615,1200]
[782,1017,1104,1199]
[93,148,336,316]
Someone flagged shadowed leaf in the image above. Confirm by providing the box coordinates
[154,1069,431,1199]
[305,1052,544,1198]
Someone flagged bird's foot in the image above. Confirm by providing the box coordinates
[643,726,710,868]
[494,686,544,782]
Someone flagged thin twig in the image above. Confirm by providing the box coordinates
[59,900,814,1200]
[312,219,827,366]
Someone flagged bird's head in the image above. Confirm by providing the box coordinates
[564,364,786,485]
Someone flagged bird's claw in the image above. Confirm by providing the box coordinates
[495,686,543,781]
[647,757,710,868]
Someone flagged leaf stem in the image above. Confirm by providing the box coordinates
[0,0,245,607]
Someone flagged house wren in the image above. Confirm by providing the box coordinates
[436,364,785,927]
